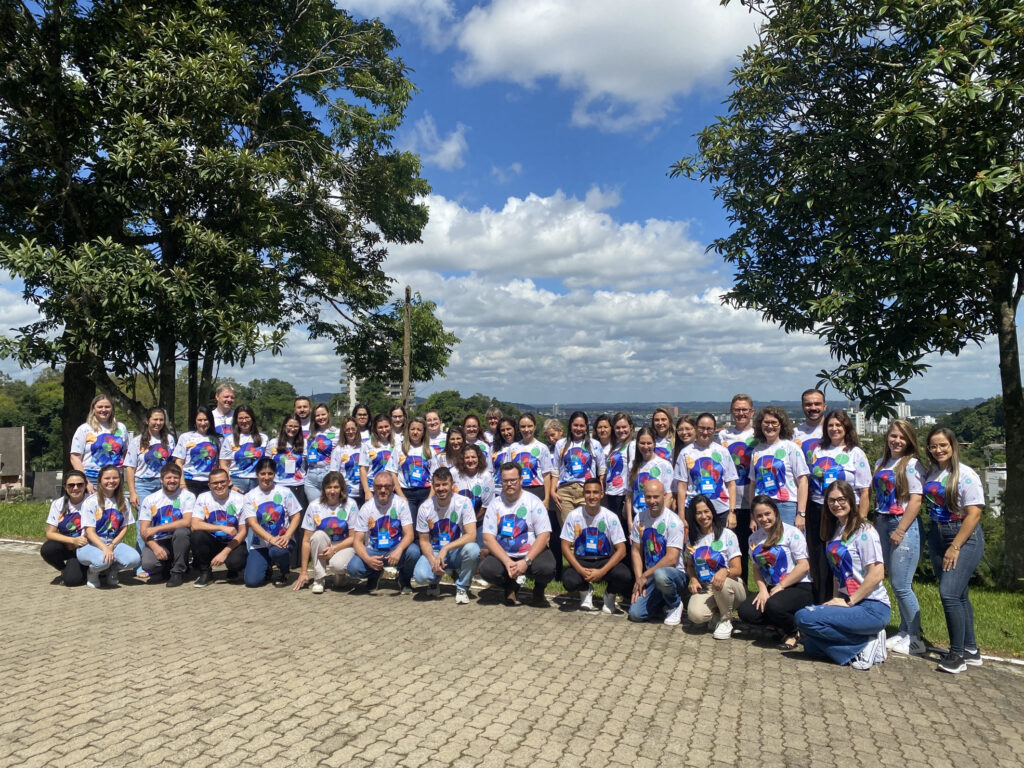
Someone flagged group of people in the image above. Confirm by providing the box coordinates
[43,386,986,675]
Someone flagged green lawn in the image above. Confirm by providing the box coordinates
[5,501,1022,657]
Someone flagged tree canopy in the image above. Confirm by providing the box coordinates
[673,0,1024,587]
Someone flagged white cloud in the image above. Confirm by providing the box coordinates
[405,114,469,170]
[490,161,523,184]
[454,0,759,130]
[343,0,456,48]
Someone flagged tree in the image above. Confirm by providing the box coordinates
[0,0,432,462]
[673,0,1024,587]
[353,378,395,421]
[237,378,298,436]
[416,390,520,426]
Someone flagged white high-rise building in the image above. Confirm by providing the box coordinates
[896,402,912,420]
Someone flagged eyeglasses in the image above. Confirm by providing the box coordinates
[827,497,848,507]
[375,485,394,492]
[501,478,521,485]
[761,420,780,427]
[65,483,85,489]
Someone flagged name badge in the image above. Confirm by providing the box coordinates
[570,456,584,473]
[699,476,715,495]
[760,470,778,494]
[285,458,297,475]
[585,533,600,554]
[439,530,451,546]
[376,529,392,549]
[410,464,425,481]
[823,466,840,486]
[697,560,714,582]
[499,516,515,537]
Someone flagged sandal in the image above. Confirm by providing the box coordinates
[777,632,800,651]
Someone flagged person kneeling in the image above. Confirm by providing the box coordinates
[294,471,358,594]
[627,479,688,625]
[138,464,196,588]
[190,467,248,587]
[347,471,420,593]
[412,467,480,604]
[561,477,632,613]
[241,457,303,587]
[684,494,747,639]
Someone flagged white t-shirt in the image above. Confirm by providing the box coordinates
[330,443,363,498]
[387,444,438,489]
[826,523,889,604]
[269,439,304,486]
[604,441,635,497]
[359,440,395,490]
[81,495,136,542]
[212,409,234,439]
[219,432,269,479]
[552,438,607,486]
[241,485,302,547]
[508,440,555,488]
[482,491,551,558]
[70,421,129,478]
[808,444,871,504]
[690,528,741,585]
[301,498,359,542]
[872,457,924,515]
[630,508,686,573]
[306,426,342,471]
[172,431,220,481]
[630,457,674,514]
[674,442,739,515]
[750,440,809,503]
[125,434,176,480]
[138,489,196,541]
[792,422,823,468]
[353,495,413,553]
[300,420,311,440]
[46,498,86,538]
[428,433,446,455]
[749,523,811,586]
[654,436,673,462]
[489,444,516,484]
[416,494,477,552]
[718,426,755,491]
[450,468,494,519]
[560,506,626,559]
[923,463,985,523]
[194,490,246,542]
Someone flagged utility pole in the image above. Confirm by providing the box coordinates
[402,285,411,410]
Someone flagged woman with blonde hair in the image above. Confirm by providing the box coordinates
[70,394,129,494]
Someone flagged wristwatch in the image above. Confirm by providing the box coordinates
[797,510,806,517]
[525,557,533,566]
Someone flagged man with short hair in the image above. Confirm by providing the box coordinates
[190,467,248,586]
[213,384,236,438]
[561,477,631,613]
[294,397,312,438]
[793,388,827,466]
[425,410,446,454]
[347,472,420,592]
[480,462,556,605]
[139,464,196,587]
[627,478,688,625]
[412,467,480,604]
[719,393,756,582]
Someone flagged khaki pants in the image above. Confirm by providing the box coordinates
[556,483,586,523]
[309,530,355,580]
[687,577,747,625]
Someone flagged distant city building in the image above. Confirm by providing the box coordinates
[338,358,413,413]
[983,465,1006,516]
[552,403,559,417]
[669,405,679,419]
[896,402,912,420]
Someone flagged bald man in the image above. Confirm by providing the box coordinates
[627,478,689,626]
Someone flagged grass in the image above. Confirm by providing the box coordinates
[5,501,1022,657]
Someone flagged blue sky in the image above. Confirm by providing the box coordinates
[0,0,1007,404]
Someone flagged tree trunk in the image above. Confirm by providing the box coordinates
[62,359,95,474]
[199,343,216,409]
[157,335,177,423]
[995,283,1024,590]
[187,346,199,427]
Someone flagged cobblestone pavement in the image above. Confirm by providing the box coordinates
[2,547,1023,768]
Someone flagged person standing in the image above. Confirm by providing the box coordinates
[305,403,341,501]
[212,384,236,439]
[718,394,756,582]
[748,406,809,528]
[793,388,827,468]
[174,406,221,496]
[674,413,738,529]
[219,405,267,494]
[294,396,312,438]
[69,394,129,494]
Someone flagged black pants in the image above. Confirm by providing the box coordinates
[521,485,561,580]
[804,501,833,603]
[40,539,86,586]
[737,581,813,634]
[479,549,556,590]
[185,479,208,496]
[732,507,752,583]
[140,528,191,578]
[562,555,633,596]
[191,531,248,574]
[287,485,308,569]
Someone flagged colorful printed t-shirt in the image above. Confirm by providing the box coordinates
[330,443,363,498]
[808,445,871,504]
[675,442,739,515]
[718,426,756,490]
[387,444,437,489]
[428,433,446,455]
[172,431,220,481]
[630,509,686,573]
[748,523,811,586]
[82,496,136,542]
[793,422,822,467]
[872,457,923,516]
[359,440,394,490]
[301,498,358,542]
[631,457,674,514]
[553,438,607,486]
[482,491,550,558]
[241,485,302,548]
[509,440,555,488]
[654,436,673,462]
[353,496,413,553]
[826,524,889,604]
[139,489,196,541]
[750,440,809,503]
[604,440,635,497]
[46,498,85,538]
[126,434,176,480]
[306,427,342,471]
[212,409,234,439]
[219,432,268,480]
[922,463,985,523]
[416,494,477,552]
[269,440,304,486]
[690,528,741,585]
[194,490,246,542]
[450,468,495,519]
[71,422,129,479]
[559,506,626,559]
[489,444,515,484]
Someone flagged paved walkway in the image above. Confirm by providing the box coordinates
[2,547,1022,768]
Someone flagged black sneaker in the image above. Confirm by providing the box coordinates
[226,570,239,582]
[166,573,184,588]
[193,571,211,588]
[964,648,983,667]
[937,652,966,674]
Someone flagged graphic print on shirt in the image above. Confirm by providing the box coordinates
[458,483,485,513]
[306,434,335,467]
[142,443,171,473]
[826,537,864,596]
[753,451,790,500]
[687,454,727,504]
[571,521,612,558]
[640,522,668,570]
[368,508,402,551]
[57,512,83,537]
[751,543,789,586]
[257,497,287,537]
[366,447,392,487]
[273,446,304,483]
[95,505,125,539]
[91,432,126,467]
[606,447,628,491]
[798,437,821,467]
[149,499,182,538]
[315,510,350,542]
[810,454,849,498]
[726,438,755,486]
[563,446,594,481]
[693,540,728,584]
[513,446,542,486]
[632,463,668,513]
[496,506,530,554]
[203,502,240,541]
[430,510,463,550]
[923,477,956,522]
[215,422,233,438]
[401,454,430,487]
[189,441,219,476]
[873,469,903,514]
[653,443,671,462]
[233,443,264,475]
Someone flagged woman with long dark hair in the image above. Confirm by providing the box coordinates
[126,406,175,511]
[174,406,221,495]
[683,494,746,639]
[748,406,809,528]
[40,470,90,586]
[219,405,267,494]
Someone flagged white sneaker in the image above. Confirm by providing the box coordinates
[852,629,887,670]
[455,589,470,605]
[579,586,595,611]
[400,585,413,595]
[311,579,325,594]
[664,603,684,626]
[427,584,440,597]
[472,576,490,588]
[885,631,907,651]
[888,632,925,656]
[602,593,619,614]
[713,618,734,640]
[86,569,102,589]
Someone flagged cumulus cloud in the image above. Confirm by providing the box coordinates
[454,0,759,131]
[343,0,456,48]
[404,114,469,170]
[490,161,523,184]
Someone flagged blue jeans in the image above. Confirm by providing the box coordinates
[776,501,797,526]
[628,567,687,622]
[876,514,922,636]
[348,543,421,588]
[928,520,984,656]
[232,476,256,493]
[133,477,163,569]
[244,543,293,587]
[77,543,142,573]
[304,466,329,502]
[795,599,891,665]
[413,543,481,591]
